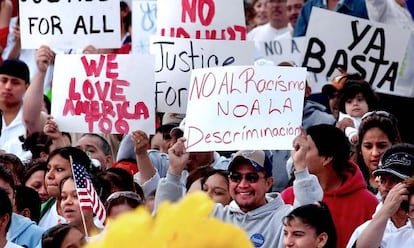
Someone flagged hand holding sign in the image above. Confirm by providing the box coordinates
[35,45,55,72]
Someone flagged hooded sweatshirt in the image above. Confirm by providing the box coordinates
[302,100,336,130]
[281,161,378,248]
[154,168,323,247]
[7,213,45,248]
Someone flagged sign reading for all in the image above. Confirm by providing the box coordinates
[19,0,121,49]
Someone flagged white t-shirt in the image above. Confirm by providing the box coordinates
[38,201,66,230]
[381,224,414,247]
[247,23,291,60]
[338,112,361,143]
[346,201,411,248]
[0,106,31,161]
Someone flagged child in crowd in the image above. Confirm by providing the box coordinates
[338,81,379,145]
[283,201,337,248]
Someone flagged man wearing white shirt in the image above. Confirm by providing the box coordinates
[247,0,291,59]
[0,59,32,160]
[354,143,414,248]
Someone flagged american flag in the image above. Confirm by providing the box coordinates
[72,163,106,226]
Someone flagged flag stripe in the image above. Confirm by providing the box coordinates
[72,163,107,225]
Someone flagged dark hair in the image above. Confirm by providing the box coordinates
[43,94,51,114]
[59,175,74,196]
[47,146,96,175]
[355,111,402,181]
[123,11,132,32]
[406,177,414,201]
[244,0,255,25]
[0,59,30,84]
[0,187,13,231]
[156,123,178,140]
[22,159,48,185]
[0,153,25,185]
[21,132,53,159]
[283,201,337,248]
[200,169,229,189]
[0,164,15,190]
[15,185,41,224]
[185,165,215,192]
[79,133,112,156]
[338,81,379,114]
[105,191,143,215]
[94,167,136,202]
[42,224,84,248]
[120,1,129,11]
[62,132,72,145]
[307,124,352,177]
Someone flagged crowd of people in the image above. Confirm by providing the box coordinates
[0,0,413,247]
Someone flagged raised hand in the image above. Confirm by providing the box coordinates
[35,45,55,73]
[131,130,149,155]
[168,137,189,176]
[291,127,309,172]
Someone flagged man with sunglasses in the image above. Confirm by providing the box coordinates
[154,131,323,247]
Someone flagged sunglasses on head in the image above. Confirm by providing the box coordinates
[106,191,142,204]
[361,110,394,120]
[228,172,266,183]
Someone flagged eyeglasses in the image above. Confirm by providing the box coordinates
[407,209,414,219]
[361,111,394,120]
[228,172,266,183]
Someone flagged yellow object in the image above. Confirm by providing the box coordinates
[86,192,253,248]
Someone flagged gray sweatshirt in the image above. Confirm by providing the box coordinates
[154,168,322,247]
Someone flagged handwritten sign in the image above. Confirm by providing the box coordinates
[132,0,157,54]
[184,65,307,151]
[19,0,121,49]
[51,54,155,134]
[302,8,410,95]
[157,0,246,40]
[150,36,255,114]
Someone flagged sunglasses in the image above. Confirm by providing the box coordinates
[361,110,394,120]
[106,191,142,204]
[228,172,266,183]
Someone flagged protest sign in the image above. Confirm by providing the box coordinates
[51,54,155,134]
[302,8,410,95]
[184,65,307,151]
[131,0,157,54]
[255,37,306,66]
[19,0,120,49]
[157,0,246,40]
[150,36,254,114]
